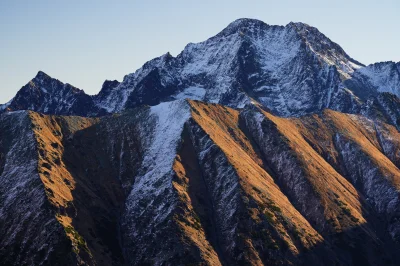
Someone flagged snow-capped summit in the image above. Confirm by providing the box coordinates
[93,18,368,116]
[213,18,270,37]
[1,18,400,121]
[3,18,400,266]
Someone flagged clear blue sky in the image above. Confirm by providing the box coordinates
[1,0,399,103]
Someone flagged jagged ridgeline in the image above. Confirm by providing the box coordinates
[1,18,400,266]
[1,19,400,124]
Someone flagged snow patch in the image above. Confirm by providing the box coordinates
[125,100,191,226]
[357,63,400,96]
[174,87,206,100]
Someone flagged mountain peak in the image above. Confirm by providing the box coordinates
[1,69,105,116]
[98,80,121,96]
[221,19,318,39]
[227,18,268,28]
[217,18,270,37]
[287,21,312,30]
[33,70,51,81]
[3,18,399,121]
[92,18,373,115]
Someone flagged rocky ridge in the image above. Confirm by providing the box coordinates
[2,100,400,265]
[1,19,400,126]
[1,18,400,266]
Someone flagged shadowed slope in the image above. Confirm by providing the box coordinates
[2,100,400,265]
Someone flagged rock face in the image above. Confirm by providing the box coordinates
[361,92,400,127]
[0,111,77,266]
[1,18,400,266]
[345,61,400,99]
[1,19,400,124]
[3,71,107,117]
[93,19,366,116]
[2,100,400,265]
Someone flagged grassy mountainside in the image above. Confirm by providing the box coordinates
[1,100,400,265]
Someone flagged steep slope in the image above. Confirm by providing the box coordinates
[185,101,324,265]
[29,113,100,264]
[345,61,400,99]
[28,111,145,266]
[0,111,136,265]
[298,110,400,242]
[2,100,400,265]
[361,92,400,128]
[288,22,363,79]
[241,104,400,264]
[0,112,77,266]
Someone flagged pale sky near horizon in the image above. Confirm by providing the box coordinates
[0,0,399,103]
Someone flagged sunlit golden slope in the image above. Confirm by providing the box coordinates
[3,101,400,265]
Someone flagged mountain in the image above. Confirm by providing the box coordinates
[94,19,366,116]
[2,19,400,122]
[2,18,400,266]
[2,100,400,265]
[1,71,107,117]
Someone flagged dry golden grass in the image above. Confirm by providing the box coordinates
[260,109,366,230]
[26,103,400,264]
[29,112,98,258]
[173,156,223,266]
[188,101,324,255]
[324,110,400,189]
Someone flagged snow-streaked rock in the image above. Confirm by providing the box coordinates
[2,100,400,265]
[93,19,366,117]
[4,71,107,116]
[345,61,400,99]
[0,111,75,265]
[1,19,399,125]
